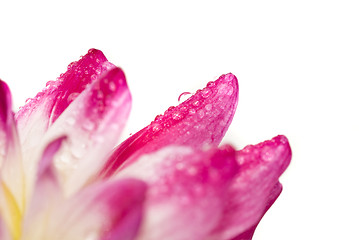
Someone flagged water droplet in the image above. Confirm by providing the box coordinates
[66,117,76,125]
[192,100,200,107]
[152,123,162,132]
[82,120,95,131]
[108,81,116,92]
[71,144,86,159]
[25,98,32,104]
[176,162,185,170]
[201,88,212,98]
[206,81,215,87]
[188,108,196,115]
[67,92,80,103]
[46,80,56,88]
[91,74,97,81]
[67,62,76,70]
[172,112,183,120]
[97,91,104,99]
[178,92,191,102]
[154,114,163,122]
[205,104,212,111]
[198,109,205,118]
[187,166,198,175]
[84,70,89,75]
[226,86,234,96]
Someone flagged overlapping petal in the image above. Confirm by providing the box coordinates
[117,144,239,240]
[208,135,292,240]
[0,49,291,240]
[0,81,24,239]
[15,49,112,151]
[99,73,238,178]
[41,67,132,195]
[23,137,146,240]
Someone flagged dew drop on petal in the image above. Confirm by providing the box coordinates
[108,81,116,92]
[192,100,200,107]
[206,81,215,87]
[97,91,104,99]
[67,92,80,103]
[91,74,97,81]
[198,109,205,119]
[226,85,234,96]
[152,123,162,132]
[201,88,212,98]
[187,166,198,175]
[205,104,212,111]
[82,120,95,131]
[46,80,56,88]
[178,92,192,103]
[66,117,76,125]
[172,112,183,120]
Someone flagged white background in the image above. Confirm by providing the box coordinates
[1,1,358,239]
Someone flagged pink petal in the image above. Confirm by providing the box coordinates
[229,183,282,240]
[0,80,24,211]
[50,179,146,240]
[15,49,113,166]
[16,48,111,126]
[117,144,239,240]
[42,67,132,195]
[22,137,65,240]
[24,137,146,240]
[208,135,292,240]
[0,214,11,240]
[99,73,238,178]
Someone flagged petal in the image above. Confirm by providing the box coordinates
[15,49,113,167]
[23,179,146,240]
[0,214,11,240]
[21,137,65,240]
[0,80,24,216]
[117,144,239,240]
[99,73,238,178]
[23,138,146,240]
[229,183,282,240]
[43,67,132,195]
[208,135,292,240]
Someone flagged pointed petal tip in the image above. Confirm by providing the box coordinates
[0,80,12,127]
[98,73,239,178]
[85,66,131,120]
[15,48,112,126]
[238,135,292,171]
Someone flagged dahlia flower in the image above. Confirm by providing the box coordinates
[0,49,291,240]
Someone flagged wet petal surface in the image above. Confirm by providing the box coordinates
[23,137,146,240]
[99,73,239,178]
[117,144,239,240]
[208,135,292,240]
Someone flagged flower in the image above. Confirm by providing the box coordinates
[0,49,291,240]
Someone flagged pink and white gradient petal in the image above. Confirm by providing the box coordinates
[15,49,111,140]
[47,178,146,240]
[21,137,66,240]
[0,80,24,213]
[117,144,239,240]
[0,214,11,240]
[208,135,292,240]
[42,67,132,195]
[23,137,146,240]
[99,73,239,178]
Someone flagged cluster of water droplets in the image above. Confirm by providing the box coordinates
[148,79,222,135]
